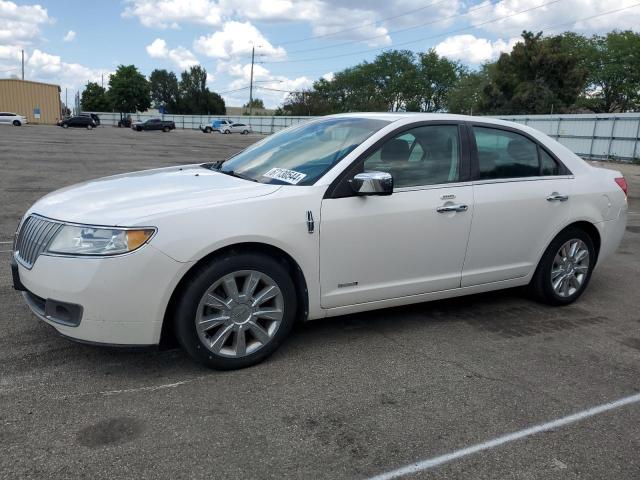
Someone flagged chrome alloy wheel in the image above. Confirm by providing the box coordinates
[195,270,284,358]
[551,239,590,298]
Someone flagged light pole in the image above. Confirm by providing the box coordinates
[249,46,255,116]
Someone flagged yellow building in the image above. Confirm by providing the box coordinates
[0,79,62,124]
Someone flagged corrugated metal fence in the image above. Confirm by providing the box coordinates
[499,113,640,162]
[91,112,313,134]
[88,112,640,162]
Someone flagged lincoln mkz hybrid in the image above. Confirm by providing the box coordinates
[11,114,628,369]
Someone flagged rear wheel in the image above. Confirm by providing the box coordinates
[136,126,142,132]
[174,252,297,370]
[163,126,170,132]
[86,124,93,130]
[529,227,595,305]
[205,127,212,133]
[242,129,249,134]
[62,123,69,129]
[13,120,21,126]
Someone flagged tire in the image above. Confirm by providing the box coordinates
[528,227,596,306]
[174,252,298,370]
[62,123,69,129]
[136,127,142,132]
[87,124,93,130]
[242,130,249,135]
[223,129,230,134]
[13,120,21,126]
[205,127,212,133]
[163,126,170,132]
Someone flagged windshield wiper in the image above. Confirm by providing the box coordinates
[218,170,258,182]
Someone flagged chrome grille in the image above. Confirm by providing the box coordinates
[15,216,63,269]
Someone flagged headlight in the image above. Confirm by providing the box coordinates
[45,225,155,256]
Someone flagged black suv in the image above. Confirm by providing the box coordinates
[58,115,98,130]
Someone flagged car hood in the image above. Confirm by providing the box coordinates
[27,165,281,226]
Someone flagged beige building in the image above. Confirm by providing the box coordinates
[0,79,62,124]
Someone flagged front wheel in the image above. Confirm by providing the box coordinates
[86,124,93,130]
[13,120,21,126]
[242,130,249,135]
[529,227,596,305]
[163,126,170,132]
[62,123,69,129]
[205,127,212,133]
[174,253,297,370]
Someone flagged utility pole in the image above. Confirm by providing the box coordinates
[65,88,68,114]
[101,73,104,88]
[248,46,255,116]
[21,50,24,80]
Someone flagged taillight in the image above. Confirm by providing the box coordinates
[615,177,628,196]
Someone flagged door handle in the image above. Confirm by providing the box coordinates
[437,204,468,213]
[547,193,569,202]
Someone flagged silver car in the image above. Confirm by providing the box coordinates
[222,122,252,134]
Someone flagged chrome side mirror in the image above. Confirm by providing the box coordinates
[350,171,393,196]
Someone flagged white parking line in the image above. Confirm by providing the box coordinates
[367,392,640,480]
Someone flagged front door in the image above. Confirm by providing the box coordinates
[320,123,474,309]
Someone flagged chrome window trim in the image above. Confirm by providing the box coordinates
[471,175,575,186]
[393,181,474,193]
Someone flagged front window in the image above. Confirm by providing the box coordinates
[363,124,461,188]
[211,117,390,185]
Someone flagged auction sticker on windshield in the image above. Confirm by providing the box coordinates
[263,168,307,185]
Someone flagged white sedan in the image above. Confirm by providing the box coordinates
[222,122,252,134]
[12,113,628,369]
[0,112,28,126]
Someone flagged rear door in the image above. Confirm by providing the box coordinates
[320,122,474,308]
[461,124,574,286]
[0,113,9,124]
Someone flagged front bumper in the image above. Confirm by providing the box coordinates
[13,244,189,346]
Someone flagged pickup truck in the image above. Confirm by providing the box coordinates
[199,119,233,133]
[132,118,176,132]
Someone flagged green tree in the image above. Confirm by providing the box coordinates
[580,31,640,112]
[447,68,490,114]
[108,65,151,113]
[480,31,587,114]
[149,69,179,112]
[80,82,111,111]
[412,49,462,112]
[243,98,265,109]
[178,65,225,115]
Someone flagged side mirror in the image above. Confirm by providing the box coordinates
[350,171,393,196]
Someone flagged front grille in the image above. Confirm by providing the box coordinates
[15,216,63,268]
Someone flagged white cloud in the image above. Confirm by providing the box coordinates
[194,21,286,60]
[468,0,640,37]
[146,38,199,69]
[63,30,76,42]
[0,0,50,44]
[23,48,111,93]
[218,61,313,108]
[435,35,520,64]
[122,0,221,29]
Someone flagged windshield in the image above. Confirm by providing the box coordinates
[211,117,390,185]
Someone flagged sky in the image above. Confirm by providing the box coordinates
[1,0,639,109]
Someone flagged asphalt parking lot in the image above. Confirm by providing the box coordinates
[1,124,639,479]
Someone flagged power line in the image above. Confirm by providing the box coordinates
[268,3,640,81]
[285,0,500,56]
[263,0,564,65]
[277,0,451,46]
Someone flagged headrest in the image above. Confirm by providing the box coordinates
[381,139,410,162]
[507,138,534,163]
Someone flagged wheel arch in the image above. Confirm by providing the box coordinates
[538,220,602,272]
[159,242,309,348]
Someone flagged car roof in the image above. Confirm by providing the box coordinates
[328,112,523,127]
